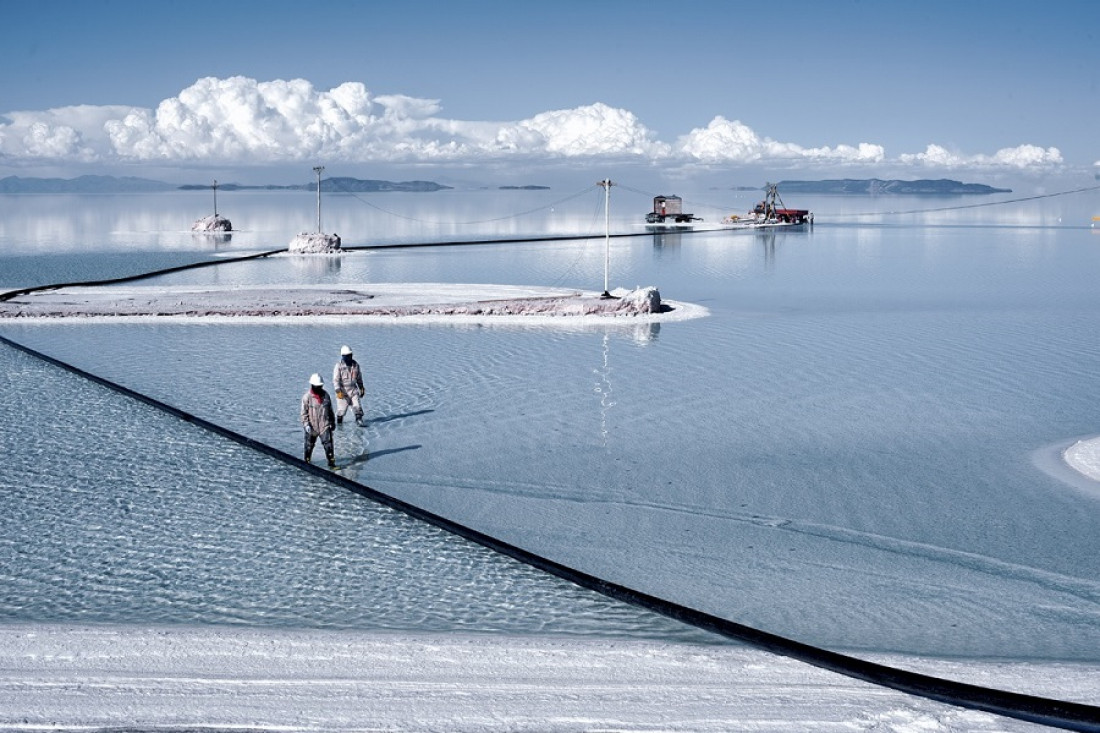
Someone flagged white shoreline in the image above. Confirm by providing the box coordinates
[0,622,1093,731]
[0,282,708,325]
[1064,436,1100,483]
[0,302,706,327]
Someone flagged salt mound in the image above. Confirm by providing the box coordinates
[289,232,342,253]
[615,286,662,313]
[191,215,232,232]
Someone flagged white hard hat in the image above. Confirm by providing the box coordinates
[309,373,324,387]
[340,345,353,356]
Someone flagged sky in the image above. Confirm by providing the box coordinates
[1,0,1098,188]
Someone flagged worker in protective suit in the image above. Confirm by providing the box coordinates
[300,373,336,468]
[332,344,366,427]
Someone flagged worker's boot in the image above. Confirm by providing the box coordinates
[326,450,337,469]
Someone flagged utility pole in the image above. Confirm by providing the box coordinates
[598,179,614,298]
[313,166,325,233]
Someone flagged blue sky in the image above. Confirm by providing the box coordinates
[1,0,1097,186]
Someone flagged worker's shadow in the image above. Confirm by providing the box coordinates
[368,408,434,426]
[344,410,433,465]
[357,444,421,462]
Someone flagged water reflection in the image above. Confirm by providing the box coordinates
[288,253,343,279]
[192,231,232,248]
[651,232,684,257]
[590,325,657,446]
[759,231,776,271]
[593,332,615,446]
[632,322,660,344]
[650,228,809,273]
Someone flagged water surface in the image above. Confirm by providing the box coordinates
[2,187,1098,663]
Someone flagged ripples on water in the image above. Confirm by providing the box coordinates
[0,343,709,642]
[1,191,1099,662]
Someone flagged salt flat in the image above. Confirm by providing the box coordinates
[0,283,706,323]
[0,623,1091,732]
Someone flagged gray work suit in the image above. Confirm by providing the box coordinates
[333,358,366,423]
[300,387,336,464]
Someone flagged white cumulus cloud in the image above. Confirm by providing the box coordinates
[898,143,1063,169]
[0,105,134,162]
[85,78,666,164]
[503,103,669,158]
[0,76,1071,174]
[676,116,885,165]
[103,77,381,161]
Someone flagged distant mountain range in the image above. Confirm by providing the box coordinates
[0,175,178,193]
[1,175,1012,196]
[775,179,1012,194]
[0,175,452,194]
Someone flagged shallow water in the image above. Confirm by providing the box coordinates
[1,188,1099,661]
[0,342,709,641]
